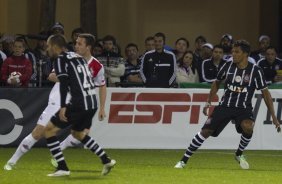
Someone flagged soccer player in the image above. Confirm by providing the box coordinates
[3,71,69,171]
[44,34,115,177]
[58,33,106,151]
[174,40,281,170]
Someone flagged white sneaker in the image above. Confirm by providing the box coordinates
[102,159,116,176]
[50,158,58,168]
[174,161,186,169]
[235,155,249,169]
[47,170,70,177]
[4,162,15,171]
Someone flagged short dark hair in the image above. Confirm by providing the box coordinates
[213,44,223,51]
[175,37,189,48]
[103,35,116,45]
[195,35,207,43]
[145,36,154,43]
[14,37,25,47]
[125,43,138,51]
[48,34,67,48]
[265,46,277,53]
[154,32,166,43]
[233,40,251,54]
[77,33,96,54]
[71,27,84,36]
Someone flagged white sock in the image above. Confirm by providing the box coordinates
[60,134,81,151]
[8,134,37,164]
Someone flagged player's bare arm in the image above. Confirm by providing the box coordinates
[98,85,107,121]
[261,88,281,132]
[203,80,221,116]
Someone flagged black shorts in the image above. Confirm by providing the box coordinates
[202,106,254,137]
[51,105,97,132]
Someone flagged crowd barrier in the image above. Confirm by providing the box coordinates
[0,86,282,150]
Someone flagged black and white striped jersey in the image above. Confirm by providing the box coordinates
[216,61,267,108]
[54,52,97,110]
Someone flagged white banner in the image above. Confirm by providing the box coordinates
[90,88,282,150]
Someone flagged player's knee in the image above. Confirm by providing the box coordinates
[31,125,45,140]
[71,131,85,141]
[201,129,213,138]
[241,120,254,135]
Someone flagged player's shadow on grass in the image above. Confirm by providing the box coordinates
[71,169,100,173]
[67,175,103,180]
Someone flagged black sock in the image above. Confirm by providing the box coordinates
[235,133,252,156]
[46,136,69,171]
[81,135,111,164]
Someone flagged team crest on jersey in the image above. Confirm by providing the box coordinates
[148,58,153,62]
[235,76,241,83]
[243,74,250,83]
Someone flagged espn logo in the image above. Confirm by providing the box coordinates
[109,92,218,124]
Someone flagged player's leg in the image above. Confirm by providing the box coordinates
[3,104,58,171]
[60,128,90,151]
[174,129,210,168]
[45,120,70,177]
[175,106,230,168]
[234,119,254,169]
[3,125,45,170]
[72,130,116,175]
[71,110,116,175]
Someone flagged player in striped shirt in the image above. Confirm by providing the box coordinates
[175,40,281,170]
[44,34,115,177]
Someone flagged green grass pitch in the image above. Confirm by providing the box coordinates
[0,148,282,184]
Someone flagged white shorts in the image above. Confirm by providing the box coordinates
[37,101,60,126]
[37,82,71,126]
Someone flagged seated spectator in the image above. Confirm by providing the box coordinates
[120,43,143,86]
[173,37,189,63]
[50,22,65,35]
[176,51,199,84]
[0,38,32,87]
[68,27,84,51]
[201,45,225,83]
[250,35,271,62]
[220,34,233,60]
[93,42,103,57]
[0,44,7,86]
[257,46,282,84]
[140,32,176,88]
[144,36,155,52]
[200,43,213,61]
[96,35,124,86]
[33,32,53,87]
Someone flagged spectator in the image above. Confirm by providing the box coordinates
[93,43,103,57]
[176,50,199,84]
[120,43,143,86]
[1,38,32,87]
[220,34,233,60]
[140,32,176,88]
[96,35,124,86]
[33,32,53,87]
[173,37,189,63]
[250,35,271,62]
[67,27,84,51]
[144,36,155,52]
[1,34,15,57]
[200,43,213,61]
[201,45,225,83]
[50,22,64,35]
[0,42,7,86]
[257,46,282,84]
